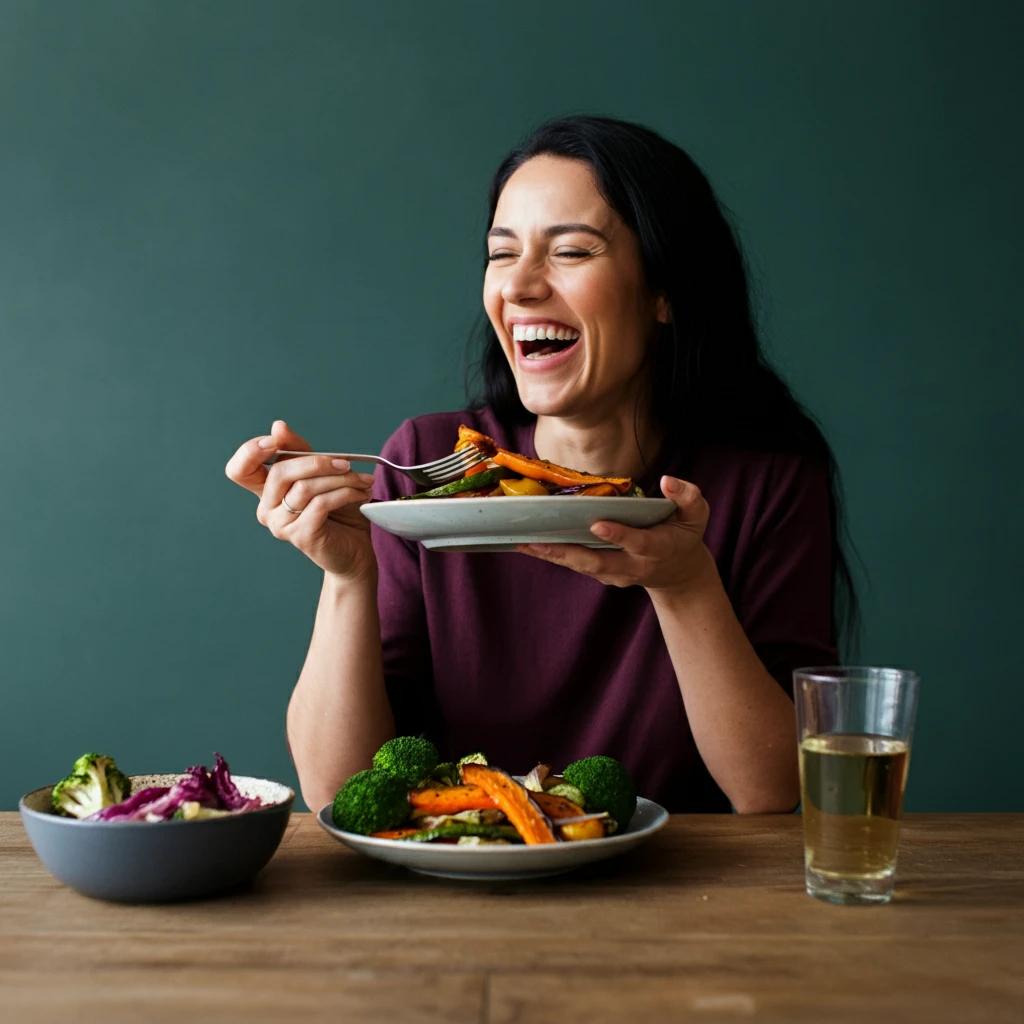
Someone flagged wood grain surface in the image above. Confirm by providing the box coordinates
[2,813,1022,1023]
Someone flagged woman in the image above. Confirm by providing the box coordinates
[226,116,854,815]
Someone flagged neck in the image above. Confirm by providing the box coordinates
[533,402,660,482]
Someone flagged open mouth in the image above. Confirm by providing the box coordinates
[511,323,580,360]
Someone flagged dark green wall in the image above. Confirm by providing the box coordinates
[3,1,1021,811]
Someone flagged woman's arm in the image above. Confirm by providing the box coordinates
[646,547,799,812]
[285,571,395,811]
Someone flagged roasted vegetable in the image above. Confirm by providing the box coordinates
[563,755,637,833]
[408,784,497,815]
[460,763,557,845]
[429,761,460,787]
[332,769,410,835]
[499,477,550,497]
[372,736,439,787]
[457,751,488,767]
[51,753,130,819]
[399,468,510,500]
[559,818,607,841]
[457,425,633,494]
[390,822,521,843]
[530,790,586,820]
[544,782,587,807]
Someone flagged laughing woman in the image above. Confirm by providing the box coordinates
[226,116,855,814]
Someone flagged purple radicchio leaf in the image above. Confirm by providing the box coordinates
[86,786,171,821]
[211,752,262,811]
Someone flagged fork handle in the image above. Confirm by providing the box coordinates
[270,450,379,462]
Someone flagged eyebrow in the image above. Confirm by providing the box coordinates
[487,223,608,242]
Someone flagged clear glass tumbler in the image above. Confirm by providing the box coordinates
[793,666,920,905]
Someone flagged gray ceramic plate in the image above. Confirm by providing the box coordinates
[19,773,294,903]
[316,796,669,880]
[361,496,676,552]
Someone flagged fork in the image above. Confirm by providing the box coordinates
[266,444,490,487]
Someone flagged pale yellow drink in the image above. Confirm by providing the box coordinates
[799,734,910,888]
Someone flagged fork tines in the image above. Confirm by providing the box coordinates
[423,444,489,484]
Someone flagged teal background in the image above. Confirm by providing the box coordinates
[2,1,1021,812]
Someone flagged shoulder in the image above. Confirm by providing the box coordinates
[687,444,830,539]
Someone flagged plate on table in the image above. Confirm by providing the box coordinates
[361,496,676,552]
[316,796,669,881]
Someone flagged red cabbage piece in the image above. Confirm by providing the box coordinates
[83,754,262,821]
[211,753,262,811]
[87,786,171,821]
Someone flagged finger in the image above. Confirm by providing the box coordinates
[661,476,709,527]
[280,470,375,513]
[290,486,374,535]
[517,542,633,577]
[589,520,655,557]
[263,455,368,507]
[226,435,280,497]
[265,486,372,538]
[269,419,312,453]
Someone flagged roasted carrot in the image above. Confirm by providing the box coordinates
[370,828,424,840]
[530,790,586,820]
[456,424,632,494]
[407,785,497,815]
[460,764,557,844]
[456,425,498,457]
[576,483,620,497]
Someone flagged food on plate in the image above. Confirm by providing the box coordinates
[52,751,266,822]
[399,425,645,499]
[562,755,638,832]
[331,769,411,835]
[331,738,638,845]
[372,735,440,787]
[51,753,130,819]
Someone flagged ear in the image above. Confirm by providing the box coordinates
[655,294,672,324]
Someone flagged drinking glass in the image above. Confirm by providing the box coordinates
[793,666,920,905]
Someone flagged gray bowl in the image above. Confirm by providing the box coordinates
[19,773,294,903]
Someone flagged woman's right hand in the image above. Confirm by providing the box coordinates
[225,419,378,582]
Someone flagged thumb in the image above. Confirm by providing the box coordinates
[661,475,708,527]
[270,419,311,452]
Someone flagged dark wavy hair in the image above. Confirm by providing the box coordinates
[468,114,859,651]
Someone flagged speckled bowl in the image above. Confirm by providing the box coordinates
[19,773,294,903]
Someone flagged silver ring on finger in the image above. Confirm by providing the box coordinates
[281,496,302,515]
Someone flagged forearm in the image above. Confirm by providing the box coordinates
[648,548,800,813]
[286,571,394,810]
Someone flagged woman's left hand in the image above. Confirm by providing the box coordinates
[517,475,715,595]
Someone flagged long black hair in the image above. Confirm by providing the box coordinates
[468,114,859,651]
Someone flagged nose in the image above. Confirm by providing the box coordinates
[501,253,552,306]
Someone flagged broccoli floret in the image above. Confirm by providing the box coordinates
[429,761,459,787]
[562,756,637,832]
[372,736,439,787]
[332,769,410,835]
[51,753,130,819]
[456,751,488,767]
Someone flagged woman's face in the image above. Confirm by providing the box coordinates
[484,154,667,423]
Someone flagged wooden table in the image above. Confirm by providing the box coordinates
[1,813,1022,1023]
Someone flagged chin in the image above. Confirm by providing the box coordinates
[515,385,578,419]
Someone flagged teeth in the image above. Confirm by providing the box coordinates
[510,324,580,342]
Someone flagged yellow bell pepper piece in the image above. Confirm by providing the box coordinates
[499,477,549,497]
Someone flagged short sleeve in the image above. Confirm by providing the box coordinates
[734,455,838,694]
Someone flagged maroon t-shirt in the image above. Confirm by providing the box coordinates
[371,406,836,812]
